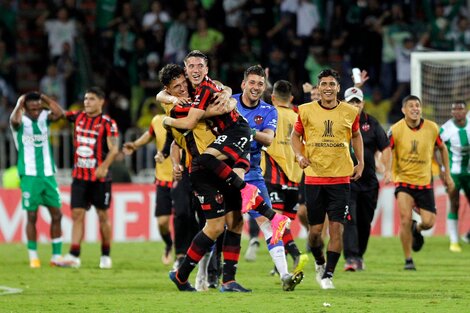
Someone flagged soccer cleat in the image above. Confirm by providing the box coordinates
[293,254,309,275]
[461,232,470,243]
[355,258,365,271]
[62,254,81,268]
[449,243,462,253]
[269,214,290,245]
[411,220,424,252]
[315,263,326,285]
[240,184,259,213]
[219,281,252,292]
[30,258,41,268]
[244,237,260,262]
[161,245,172,265]
[50,255,67,267]
[320,277,335,289]
[169,271,197,292]
[404,259,416,271]
[344,258,357,272]
[281,272,304,291]
[99,256,112,269]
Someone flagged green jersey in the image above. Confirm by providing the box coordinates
[10,110,56,177]
[440,117,470,175]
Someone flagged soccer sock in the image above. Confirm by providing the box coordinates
[248,216,260,239]
[70,244,81,257]
[178,231,214,282]
[161,232,173,252]
[267,239,288,278]
[27,241,38,260]
[311,243,325,265]
[197,154,246,189]
[221,230,241,283]
[51,237,62,256]
[447,212,459,244]
[322,251,341,279]
[282,229,301,258]
[101,243,110,256]
[252,196,276,219]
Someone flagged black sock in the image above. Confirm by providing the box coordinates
[177,231,214,282]
[253,196,275,220]
[101,243,110,256]
[161,232,173,252]
[283,229,301,258]
[311,243,325,265]
[323,251,341,279]
[222,230,241,283]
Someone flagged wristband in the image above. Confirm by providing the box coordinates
[251,129,257,137]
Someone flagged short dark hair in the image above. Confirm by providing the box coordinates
[184,50,208,65]
[317,69,340,83]
[25,92,41,103]
[159,64,185,86]
[273,80,292,101]
[243,65,266,80]
[24,92,41,109]
[453,100,466,107]
[402,95,421,107]
[85,86,105,99]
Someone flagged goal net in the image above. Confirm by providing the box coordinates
[411,52,470,125]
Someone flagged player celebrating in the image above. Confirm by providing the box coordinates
[10,92,65,268]
[385,95,454,270]
[291,69,364,289]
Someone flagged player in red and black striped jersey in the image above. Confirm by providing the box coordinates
[63,87,119,269]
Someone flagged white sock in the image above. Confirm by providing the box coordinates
[447,218,459,244]
[196,251,211,279]
[269,244,289,279]
[28,250,38,260]
[259,220,273,240]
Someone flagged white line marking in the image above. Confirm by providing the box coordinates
[0,286,23,295]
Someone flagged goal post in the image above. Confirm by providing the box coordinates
[411,51,470,124]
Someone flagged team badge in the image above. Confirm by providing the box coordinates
[361,123,370,132]
[215,193,224,204]
[254,115,263,125]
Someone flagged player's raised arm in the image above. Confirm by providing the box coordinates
[10,94,26,129]
[41,93,65,121]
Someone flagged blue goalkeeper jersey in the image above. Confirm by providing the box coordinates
[234,93,278,181]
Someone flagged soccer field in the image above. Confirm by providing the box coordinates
[1,237,469,313]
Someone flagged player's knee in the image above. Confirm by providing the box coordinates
[50,211,62,223]
[27,211,38,223]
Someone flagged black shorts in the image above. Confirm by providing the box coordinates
[267,182,299,219]
[190,168,241,220]
[71,179,112,210]
[207,122,251,171]
[305,184,350,225]
[155,184,172,217]
[394,186,436,213]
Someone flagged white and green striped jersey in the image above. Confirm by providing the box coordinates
[440,117,470,175]
[10,110,56,176]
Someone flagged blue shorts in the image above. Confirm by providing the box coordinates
[247,178,271,219]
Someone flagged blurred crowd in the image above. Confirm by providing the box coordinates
[1,0,470,135]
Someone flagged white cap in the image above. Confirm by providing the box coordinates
[344,87,363,102]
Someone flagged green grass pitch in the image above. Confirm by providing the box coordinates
[1,237,469,312]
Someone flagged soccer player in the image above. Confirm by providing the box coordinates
[264,80,309,271]
[10,92,65,268]
[123,103,198,265]
[291,69,364,289]
[385,95,454,270]
[235,71,304,290]
[63,87,119,269]
[439,101,470,252]
[342,86,391,271]
[161,51,290,245]
[157,63,251,292]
